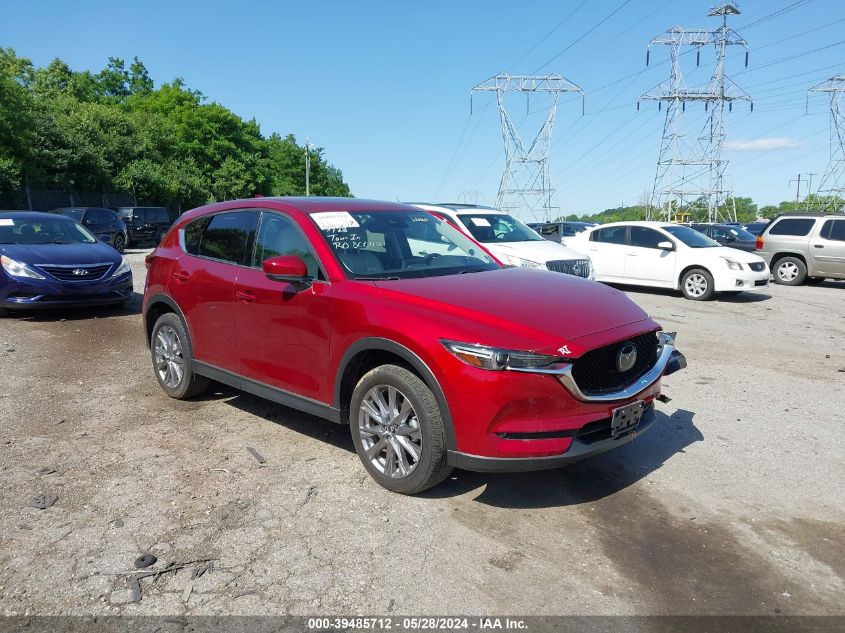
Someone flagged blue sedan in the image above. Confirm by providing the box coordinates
[0,211,133,314]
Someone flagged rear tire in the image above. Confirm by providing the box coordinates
[150,312,210,399]
[349,364,452,494]
[773,256,807,285]
[681,268,715,301]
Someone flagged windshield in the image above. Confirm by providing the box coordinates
[457,213,543,243]
[724,226,756,241]
[0,217,97,244]
[57,209,85,220]
[664,225,720,248]
[313,210,499,280]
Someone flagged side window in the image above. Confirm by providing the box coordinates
[821,219,845,241]
[197,211,259,265]
[156,208,169,223]
[711,227,728,240]
[768,218,816,236]
[252,213,320,278]
[592,226,627,244]
[629,226,666,249]
[183,216,210,255]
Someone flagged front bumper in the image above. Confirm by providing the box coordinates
[713,267,770,292]
[0,274,133,310]
[449,402,658,472]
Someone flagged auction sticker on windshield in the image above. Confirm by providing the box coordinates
[0,219,14,226]
[312,212,360,230]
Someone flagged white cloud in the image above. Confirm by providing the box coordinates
[725,137,800,151]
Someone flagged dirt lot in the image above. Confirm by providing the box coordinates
[0,249,843,617]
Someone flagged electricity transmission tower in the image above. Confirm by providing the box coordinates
[808,75,845,212]
[641,3,751,223]
[472,74,584,222]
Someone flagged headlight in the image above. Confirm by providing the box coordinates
[112,257,131,277]
[442,340,560,371]
[721,257,743,271]
[497,253,545,269]
[1,255,45,280]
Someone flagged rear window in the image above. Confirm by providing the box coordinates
[118,209,132,219]
[591,226,627,244]
[768,218,816,236]
[197,211,259,265]
[820,219,845,241]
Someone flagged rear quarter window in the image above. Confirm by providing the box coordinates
[768,218,816,236]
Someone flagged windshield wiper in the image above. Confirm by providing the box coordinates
[356,275,401,281]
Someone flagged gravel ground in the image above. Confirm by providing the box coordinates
[0,248,842,616]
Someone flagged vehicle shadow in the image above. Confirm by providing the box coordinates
[611,283,772,303]
[423,408,702,508]
[4,291,143,321]
[214,390,701,508]
[215,389,357,455]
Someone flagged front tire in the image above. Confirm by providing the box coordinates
[681,268,715,301]
[349,364,452,494]
[773,257,807,285]
[150,313,210,399]
[113,232,126,254]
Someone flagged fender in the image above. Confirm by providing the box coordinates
[143,293,189,348]
[335,337,457,451]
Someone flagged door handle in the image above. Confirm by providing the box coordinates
[813,245,824,248]
[235,290,256,303]
[173,271,190,282]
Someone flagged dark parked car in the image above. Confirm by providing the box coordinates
[689,223,758,252]
[53,207,127,253]
[0,211,132,314]
[117,207,172,246]
[528,221,592,243]
[744,220,770,236]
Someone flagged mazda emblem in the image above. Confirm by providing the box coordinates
[616,343,637,372]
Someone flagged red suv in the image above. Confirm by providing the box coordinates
[142,198,686,493]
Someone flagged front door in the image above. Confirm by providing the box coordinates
[234,210,332,402]
[810,218,845,276]
[624,226,676,284]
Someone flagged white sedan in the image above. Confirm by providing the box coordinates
[566,221,770,300]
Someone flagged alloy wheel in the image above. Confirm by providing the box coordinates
[684,273,708,298]
[154,325,184,388]
[114,234,125,253]
[357,385,422,479]
[778,261,799,282]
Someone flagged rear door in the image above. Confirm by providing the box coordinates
[624,226,676,284]
[233,210,332,401]
[168,210,259,370]
[584,226,628,279]
[810,218,845,276]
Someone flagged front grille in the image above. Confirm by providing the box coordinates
[37,263,112,281]
[570,332,659,395]
[748,262,765,272]
[546,258,591,278]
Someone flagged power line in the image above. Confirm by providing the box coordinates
[504,0,590,73]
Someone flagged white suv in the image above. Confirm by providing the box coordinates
[409,204,594,280]
[567,221,770,300]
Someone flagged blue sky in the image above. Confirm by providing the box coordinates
[4,0,844,215]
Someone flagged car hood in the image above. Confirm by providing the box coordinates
[484,239,590,263]
[374,267,657,356]
[0,241,121,265]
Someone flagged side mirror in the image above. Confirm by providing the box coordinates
[262,255,310,285]
[657,241,674,251]
[725,235,736,242]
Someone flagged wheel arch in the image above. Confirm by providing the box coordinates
[678,264,713,289]
[143,294,189,349]
[770,251,807,268]
[335,338,457,451]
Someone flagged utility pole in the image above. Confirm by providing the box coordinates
[304,138,311,197]
[789,173,808,207]
[641,2,751,223]
[808,76,845,212]
[471,74,584,222]
[806,172,818,208]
